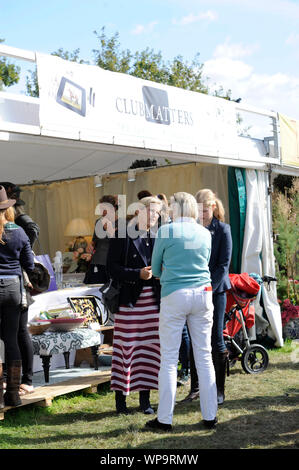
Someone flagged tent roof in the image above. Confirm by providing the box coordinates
[1,91,285,185]
[1,128,282,185]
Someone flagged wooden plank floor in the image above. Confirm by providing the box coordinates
[0,369,111,421]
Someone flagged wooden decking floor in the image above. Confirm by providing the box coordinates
[0,369,111,421]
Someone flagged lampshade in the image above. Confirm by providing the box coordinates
[64,218,93,237]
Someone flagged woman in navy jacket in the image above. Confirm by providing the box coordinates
[182,189,232,405]
[107,197,162,415]
[0,186,35,409]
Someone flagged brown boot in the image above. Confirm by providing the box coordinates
[0,363,4,410]
[4,360,22,407]
[212,351,229,406]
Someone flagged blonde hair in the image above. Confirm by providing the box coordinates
[195,189,225,222]
[139,196,162,208]
[0,208,13,244]
[5,206,15,222]
[170,192,198,220]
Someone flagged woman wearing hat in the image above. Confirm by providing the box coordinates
[0,186,35,409]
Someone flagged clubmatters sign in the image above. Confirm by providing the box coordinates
[36,53,238,156]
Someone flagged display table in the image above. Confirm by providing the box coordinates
[31,328,102,383]
[28,285,107,374]
[28,285,104,322]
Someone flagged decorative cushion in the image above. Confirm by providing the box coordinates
[31,328,102,356]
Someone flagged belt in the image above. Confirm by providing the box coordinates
[0,275,19,280]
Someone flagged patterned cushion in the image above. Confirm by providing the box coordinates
[32,328,102,356]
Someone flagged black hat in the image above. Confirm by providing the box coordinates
[27,262,51,294]
[15,199,26,206]
[0,182,22,198]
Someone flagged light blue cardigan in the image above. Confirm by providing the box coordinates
[151,218,212,298]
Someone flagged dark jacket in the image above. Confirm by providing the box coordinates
[15,214,40,248]
[207,217,232,294]
[0,223,35,276]
[107,231,161,308]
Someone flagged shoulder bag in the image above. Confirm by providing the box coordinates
[99,236,129,314]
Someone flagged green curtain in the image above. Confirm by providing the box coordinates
[227,167,247,273]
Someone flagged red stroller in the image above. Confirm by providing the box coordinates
[223,273,270,374]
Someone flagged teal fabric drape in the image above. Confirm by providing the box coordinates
[228,167,247,274]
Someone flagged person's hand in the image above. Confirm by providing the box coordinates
[103,220,115,236]
[140,266,152,280]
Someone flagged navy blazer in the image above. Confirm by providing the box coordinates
[207,217,232,294]
[107,231,161,308]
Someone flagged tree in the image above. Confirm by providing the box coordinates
[26,27,232,100]
[0,39,20,90]
[272,178,299,304]
[93,28,209,94]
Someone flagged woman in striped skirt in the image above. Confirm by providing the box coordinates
[107,196,162,414]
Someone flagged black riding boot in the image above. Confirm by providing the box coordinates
[0,362,4,410]
[139,390,154,414]
[212,351,228,405]
[115,390,129,414]
[180,344,199,403]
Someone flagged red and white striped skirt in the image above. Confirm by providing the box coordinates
[110,286,160,395]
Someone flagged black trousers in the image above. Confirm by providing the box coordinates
[189,292,228,393]
[18,308,33,385]
[0,278,22,362]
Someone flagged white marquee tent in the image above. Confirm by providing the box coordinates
[1,44,299,348]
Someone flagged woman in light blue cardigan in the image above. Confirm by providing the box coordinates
[145,192,217,432]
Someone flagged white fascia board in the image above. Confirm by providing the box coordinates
[0,44,36,62]
[236,103,277,119]
[0,122,40,135]
[0,91,39,105]
[271,165,299,177]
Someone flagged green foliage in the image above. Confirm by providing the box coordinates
[93,28,210,94]
[26,27,234,101]
[52,48,87,64]
[272,178,299,304]
[273,174,295,195]
[93,29,132,73]
[129,158,157,169]
[0,39,20,90]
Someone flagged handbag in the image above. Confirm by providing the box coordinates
[99,237,129,314]
[99,279,122,314]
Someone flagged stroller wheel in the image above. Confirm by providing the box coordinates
[241,344,269,374]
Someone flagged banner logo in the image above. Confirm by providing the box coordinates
[142,86,170,125]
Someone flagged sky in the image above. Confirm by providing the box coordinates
[1,0,299,127]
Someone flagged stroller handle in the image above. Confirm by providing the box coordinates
[261,275,277,291]
[262,275,277,283]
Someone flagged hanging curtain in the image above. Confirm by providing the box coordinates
[227,167,247,273]
[240,169,283,347]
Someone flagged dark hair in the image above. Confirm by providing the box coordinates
[100,194,118,209]
[137,190,152,200]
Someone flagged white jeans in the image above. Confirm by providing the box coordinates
[157,286,218,424]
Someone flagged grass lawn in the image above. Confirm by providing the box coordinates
[0,340,298,450]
